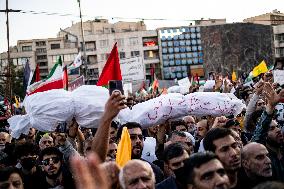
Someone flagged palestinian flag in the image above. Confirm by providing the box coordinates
[27,57,64,95]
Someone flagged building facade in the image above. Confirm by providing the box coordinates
[58,19,160,84]
[200,23,274,77]
[0,37,78,78]
[274,24,284,61]
[157,26,205,80]
[244,9,284,26]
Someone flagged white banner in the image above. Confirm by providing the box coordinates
[274,70,284,85]
[120,57,145,82]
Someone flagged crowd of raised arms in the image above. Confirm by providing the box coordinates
[0,60,284,189]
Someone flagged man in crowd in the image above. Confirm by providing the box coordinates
[251,83,284,181]
[117,122,164,183]
[182,116,196,135]
[39,134,54,150]
[180,152,230,189]
[14,142,42,189]
[0,131,10,151]
[239,142,273,188]
[203,128,241,188]
[39,146,75,189]
[119,159,155,189]
[156,142,189,189]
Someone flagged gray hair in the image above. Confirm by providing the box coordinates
[119,159,155,189]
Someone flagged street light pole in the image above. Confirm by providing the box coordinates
[0,0,20,114]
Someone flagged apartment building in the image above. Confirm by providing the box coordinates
[0,37,78,78]
[58,19,160,84]
[274,24,284,60]
[244,9,284,26]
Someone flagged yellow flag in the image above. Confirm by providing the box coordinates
[232,71,237,82]
[14,96,19,108]
[252,60,268,77]
[116,127,131,167]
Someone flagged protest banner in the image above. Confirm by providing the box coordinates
[120,57,145,82]
[274,70,284,85]
[68,75,85,91]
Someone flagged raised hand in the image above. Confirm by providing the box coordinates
[212,116,227,128]
[103,91,127,122]
[262,82,284,113]
[253,81,264,95]
[71,153,109,189]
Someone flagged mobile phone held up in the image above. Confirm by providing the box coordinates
[55,122,68,133]
[108,80,124,96]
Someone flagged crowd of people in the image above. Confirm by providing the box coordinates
[0,60,284,189]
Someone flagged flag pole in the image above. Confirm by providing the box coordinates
[77,0,88,84]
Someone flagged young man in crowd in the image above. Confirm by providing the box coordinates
[14,142,42,189]
[180,152,230,189]
[203,128,241,189]
[156,142,189,189]
[39,146,75,189]
[117,122,164,183]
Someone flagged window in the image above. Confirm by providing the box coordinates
[129,37,139,46]
[37,55,47,60]
[131,51,140,57]
[36,41,46,46]
[51,43,60,49]
[99,40,109,48]
[276,47,284,56]
[22,46,32,52]
[275,34,284,42]
[39,68,49,73]
[116,38,124,47]
[36,48,47,53]
[52,55,62,63]
[143,37,158,47]
[119,52,126,59]
[85,41,96,51]
[87,55,98,64]
[39,62,48,67]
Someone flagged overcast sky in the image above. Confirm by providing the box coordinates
[0,0,284,53]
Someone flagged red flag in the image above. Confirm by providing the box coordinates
[35,64,40,82]
[63,65,68,90]
[97,43,122,86]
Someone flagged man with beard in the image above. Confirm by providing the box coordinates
[195,119,210,152]
[251,83,284,181]
[0,132,10,151]
[117,122,164,183]
[156,142,189,189]
[39,147,75,189]
[203,128,241,189]
[238,142,273,188]
[179,152,230,189]
[244,81,265,134]
[14,142,42,189]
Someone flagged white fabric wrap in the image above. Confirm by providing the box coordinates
[119,92,246,128]
[72,85,109,128]
[8,88,245,138]
[8,86,109,138]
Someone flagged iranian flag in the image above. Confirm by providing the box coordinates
[27,56,65,95]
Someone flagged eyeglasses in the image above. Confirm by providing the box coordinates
[42,157,60,166]
[130,134,144,141]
